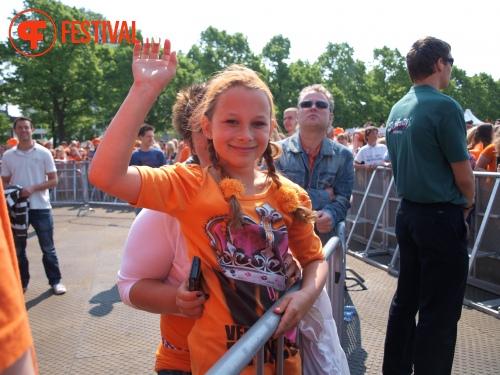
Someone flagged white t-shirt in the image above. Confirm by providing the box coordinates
[354,143,388,166]
[1,143,57,209]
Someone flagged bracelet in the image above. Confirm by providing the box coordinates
[464,201,475,210]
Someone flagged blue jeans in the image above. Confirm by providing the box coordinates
[382,200,468,375]
[14,209,62,288]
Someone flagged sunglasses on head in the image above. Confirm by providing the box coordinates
[299,100,329,109]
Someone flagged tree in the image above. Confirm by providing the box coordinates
[0,0,141,144]
[187,26,264,77]
[287,60,323,107]
[317,42,368,127]
[0,111,12,143]
[262,35,294,127]
[366,46,412,125]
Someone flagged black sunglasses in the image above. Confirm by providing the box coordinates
[299,100,329,109]
[443,57,454,66]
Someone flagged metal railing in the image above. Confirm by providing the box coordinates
[346,167,500,317]
[51,161,128,214]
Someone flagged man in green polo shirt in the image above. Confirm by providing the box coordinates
[383,37,475,375]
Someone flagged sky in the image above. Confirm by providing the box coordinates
[2,0,499,117]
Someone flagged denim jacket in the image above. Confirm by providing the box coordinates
[275,132,354,237]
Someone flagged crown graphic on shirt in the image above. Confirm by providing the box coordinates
[206,203,288,291]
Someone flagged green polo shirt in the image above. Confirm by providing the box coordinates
[386,85,469,205]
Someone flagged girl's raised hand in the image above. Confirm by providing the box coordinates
[132,39,178,95]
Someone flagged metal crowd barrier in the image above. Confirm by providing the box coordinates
[346,167,400,272]
[207,227,345,375]
[346,167,500,317]
[51,161,129,215]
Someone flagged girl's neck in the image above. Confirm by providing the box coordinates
[218,167,269,195]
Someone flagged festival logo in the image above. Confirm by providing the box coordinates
[9,8,139,58]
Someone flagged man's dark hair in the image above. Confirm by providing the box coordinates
[13,116,33,129]
[406,36,451,83]
[138,124,155,137]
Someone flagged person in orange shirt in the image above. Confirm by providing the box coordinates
[60,141,70,155]
[54,146,67,162]
[67,146,84,162]
[175,141,191,163]
[0,179,38,374]
[89,39,328,375]
[475,135,500,173]
[468,123,494,160]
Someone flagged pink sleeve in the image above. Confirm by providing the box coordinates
[117,209,190,308]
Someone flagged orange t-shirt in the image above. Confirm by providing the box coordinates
[67,154,82,162]
[134,164,324,375]
[469,142,484,161]
[479,143,498,172]
[0,181,37,373]
[178,145,191,163]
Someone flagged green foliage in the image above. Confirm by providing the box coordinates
[1,1,498,141]
[365,46,412,125]
[0,112,12,143]
[262,35,293,127]
[316,43,369,127]
[187,26,264,77]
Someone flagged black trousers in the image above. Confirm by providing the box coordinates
[382,199,469,375]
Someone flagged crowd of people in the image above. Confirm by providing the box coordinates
[2,35,500,375]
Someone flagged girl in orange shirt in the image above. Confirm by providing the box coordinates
[89,39,328,375]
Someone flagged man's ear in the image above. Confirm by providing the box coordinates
[436,58,444,72]
[330,113,334,124]
[201,116,212,139]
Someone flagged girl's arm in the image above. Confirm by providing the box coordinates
[88,40,178,203]
[272,258,328,338]
[129,280,181,314]
[474,153,491,172]
[117,209,190,314]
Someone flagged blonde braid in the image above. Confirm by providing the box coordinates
[263,142,282,190]
[208,139,244,229]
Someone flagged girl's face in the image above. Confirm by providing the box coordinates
[203,85,273,174]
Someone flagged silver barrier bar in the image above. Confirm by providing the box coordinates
[346,168,378,247]
[206,235,340,375]
[468,173,500,272]
[328,221,346,343]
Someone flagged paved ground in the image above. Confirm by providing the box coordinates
[22,205,500,374]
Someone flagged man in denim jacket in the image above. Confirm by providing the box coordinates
[275,84,354,244]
